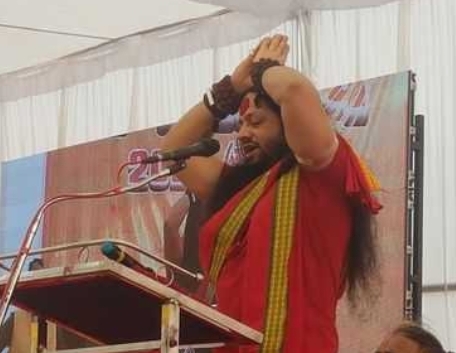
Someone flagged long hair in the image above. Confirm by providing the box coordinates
[392,323,447,353]
[344,200,380,308]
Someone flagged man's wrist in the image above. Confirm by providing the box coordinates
[230,77,250,94]
[250,59,281,96]
[202,75,242,123]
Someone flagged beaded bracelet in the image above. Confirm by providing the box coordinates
[203,75,242,123]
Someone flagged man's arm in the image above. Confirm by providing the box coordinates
[161,35,291,199]
[160,44,269,201]
[254,36,337,168]
[160,102,224,201]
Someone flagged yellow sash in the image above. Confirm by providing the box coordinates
[206,164,300,352]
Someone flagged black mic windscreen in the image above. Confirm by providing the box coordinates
[199,138,221,157]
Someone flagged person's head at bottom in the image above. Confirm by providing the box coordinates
[376,323,447,353]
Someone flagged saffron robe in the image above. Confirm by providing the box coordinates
[199,136,381,353]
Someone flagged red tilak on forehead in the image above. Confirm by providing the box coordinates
[239,96,251,116]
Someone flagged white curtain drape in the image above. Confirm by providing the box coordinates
[0,0,455,349]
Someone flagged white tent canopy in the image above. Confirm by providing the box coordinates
[0,0,397,76]
[0,0,222,75]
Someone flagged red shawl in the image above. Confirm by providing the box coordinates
[199,136,381,353]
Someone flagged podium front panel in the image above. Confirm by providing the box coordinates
[0,261,262,347]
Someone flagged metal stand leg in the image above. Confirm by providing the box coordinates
[161,299,179,353]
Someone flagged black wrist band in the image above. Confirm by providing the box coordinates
[250,59,281,96]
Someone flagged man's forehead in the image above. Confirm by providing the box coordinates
[239,92,259,117]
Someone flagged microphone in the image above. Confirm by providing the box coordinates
[141,138,220,164]
[101,242,155,278]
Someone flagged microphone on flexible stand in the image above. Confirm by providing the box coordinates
[101,242,156,279]
[141,138,220,164]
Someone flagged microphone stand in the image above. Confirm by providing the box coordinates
[0,160,186,326]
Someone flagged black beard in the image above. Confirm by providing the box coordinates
[205,143,293,218]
